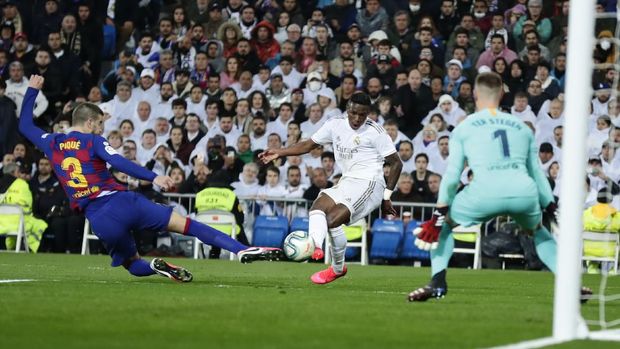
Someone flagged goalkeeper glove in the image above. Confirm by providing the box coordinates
[414,206,448,251]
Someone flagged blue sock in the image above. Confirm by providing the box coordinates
[127,259,156,277]
[430,223,454,276]
[534,225,557,273]
[185,219,248,254]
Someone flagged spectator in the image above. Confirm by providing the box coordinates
[190,52,215,90]
[251,20,280,65]
[443,59,467,99]
[232,162,261,198]
[513,0,552,45]
[10,32,35,67]
[137,129,158,165]
[166,125,194,166]
[393,68,434,137]
[232,98,253,134]
[265,73,291,111]
[324,0,357,36]
[436,1,460,40]
[518,29,551,62]
[423,94,466,129]
[535,61,560,100]
[303,167,332,201]
[476,34,518,69]
[204,114,242,151]
[0,78,17,155]
[186,85,207,122]
[398,140,415,173]
[412,153,433,199]
[185,113,206,147]
[250,116,268,151]
[511,92,537,130]
[6,61,48,118]
[234,38,260,74]
[429,135,450,176]
[32,0,62,46]
[356,0,389,38]
[538,142,558,174]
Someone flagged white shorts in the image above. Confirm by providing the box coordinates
[320,176,384,224]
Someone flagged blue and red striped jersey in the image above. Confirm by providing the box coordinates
[46,132,127,210]
[19,87,157,211]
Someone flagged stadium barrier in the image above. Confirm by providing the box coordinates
[78,193,521,267]
[159,193,496,266]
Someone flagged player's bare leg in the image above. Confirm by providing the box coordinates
[308,194,338,260]
[311,204,351,284]
[167,211,283,263]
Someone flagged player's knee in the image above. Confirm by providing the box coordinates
[325,212,345,229]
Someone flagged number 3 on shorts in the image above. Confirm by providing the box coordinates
[61,157,89,188]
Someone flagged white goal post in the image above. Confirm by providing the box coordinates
[491,1,620,348]
[553,0,596,341]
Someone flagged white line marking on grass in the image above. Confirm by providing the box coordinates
[0,279,36,283]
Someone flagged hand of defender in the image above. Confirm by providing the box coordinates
[28,75,45,90]
[153,175,175,191]
[413,207,448,251]
[258,149,280,164]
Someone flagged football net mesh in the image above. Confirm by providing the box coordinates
[581,7,620,335]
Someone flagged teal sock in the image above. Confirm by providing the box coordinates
[534,226,557,273]
[431,223,454,276]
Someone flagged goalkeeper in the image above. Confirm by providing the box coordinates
[408,72,580,301]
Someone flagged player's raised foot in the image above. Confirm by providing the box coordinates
[150,258,193,283]
[311,266,347,284]
[238,247,284,264]
[581,286,593,304]
[407,285,447,302]
[311,247,324,260]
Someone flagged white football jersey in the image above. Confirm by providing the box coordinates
[311,116,396,181]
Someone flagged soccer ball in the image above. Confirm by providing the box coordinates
[283,231,315,262]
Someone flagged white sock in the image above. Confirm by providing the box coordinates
[329,225,347,274]
[309,210,328,249]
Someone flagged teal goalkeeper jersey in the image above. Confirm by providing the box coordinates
[438,108,554,207]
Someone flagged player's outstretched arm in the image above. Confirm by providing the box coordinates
[258,138,320,164]
[93,137,158,183]
[18,75,48,150]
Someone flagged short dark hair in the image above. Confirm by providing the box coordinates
[350,92,371,106]
[415,153,429,162]
[287,165,301,175]
[342,74,358,86]
[490,34,505,44]
[172,98,187,108]
[321,151,335,161]
[72,102,103,126]
[142,128,156,137]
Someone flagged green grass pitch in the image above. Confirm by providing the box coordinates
[0,254,618,349]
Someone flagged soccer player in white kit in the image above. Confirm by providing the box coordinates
[260,92,403,284]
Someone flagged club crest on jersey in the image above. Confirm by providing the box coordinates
[59,140,81,150]
[353,136,361,145]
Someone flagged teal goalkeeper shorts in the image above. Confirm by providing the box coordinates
[448,185,542,230]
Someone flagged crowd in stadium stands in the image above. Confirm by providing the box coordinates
[1,0,619,254]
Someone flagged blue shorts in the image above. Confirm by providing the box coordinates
[85,191,173,267]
